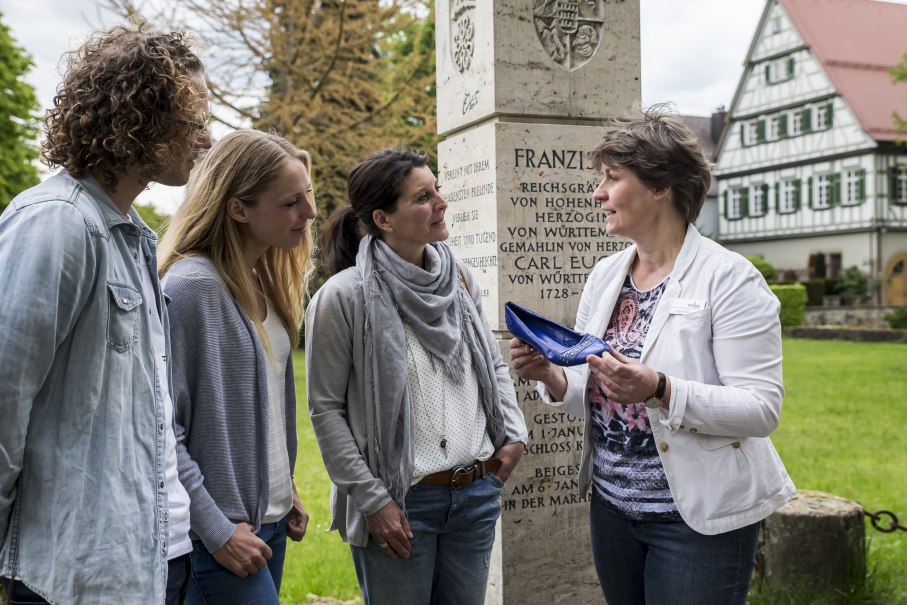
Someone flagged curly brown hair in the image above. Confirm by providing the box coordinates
[42,23,204,189]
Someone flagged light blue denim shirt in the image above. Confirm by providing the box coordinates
[0,172,169,603]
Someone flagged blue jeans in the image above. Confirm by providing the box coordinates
[167,553,192,605]
[185,514,290,605]
[350,474,504,605]
[4,579,48,605]
[589,496,760,605]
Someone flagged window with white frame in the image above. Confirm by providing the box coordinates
[746,122,759,146]
[843,169,863,205]
[768,116,780,140]
[815,105,830,130]
[766,57,794,84]
[780,179,798,213]
[728,188,743,219]
[751,185,766,216]
[790,110,802,135]
[814,174,832,209]
[767,61,782,84]
[771,16,783,34]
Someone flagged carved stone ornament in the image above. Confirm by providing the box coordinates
[533,0,607,71]
[450,0,476,73]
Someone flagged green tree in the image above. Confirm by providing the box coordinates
[0,12,40,213]
[133,202,170,236]
[892,51,907,134]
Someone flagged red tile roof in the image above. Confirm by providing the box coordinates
[781,0,907,141]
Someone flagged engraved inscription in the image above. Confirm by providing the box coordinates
[462,90,480,115]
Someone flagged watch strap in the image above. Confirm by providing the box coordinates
[652,371,666,400]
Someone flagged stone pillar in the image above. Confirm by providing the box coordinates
[755,490,866,602]
[435,1,640,602]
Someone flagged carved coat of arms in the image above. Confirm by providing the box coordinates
[533,0,607,71]
[450,0,476,73]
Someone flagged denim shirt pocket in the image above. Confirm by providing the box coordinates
[107,281,143,352]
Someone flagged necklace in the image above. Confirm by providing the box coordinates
[404,324,448,458]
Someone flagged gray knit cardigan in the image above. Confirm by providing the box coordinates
[163,256,297,553]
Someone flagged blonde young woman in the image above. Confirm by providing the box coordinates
[159,129,315,604]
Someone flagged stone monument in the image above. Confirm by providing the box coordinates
[435,1,641,603]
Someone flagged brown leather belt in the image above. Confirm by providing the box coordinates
[419,458,503,488]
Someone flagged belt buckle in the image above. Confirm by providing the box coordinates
[450,463,476,488]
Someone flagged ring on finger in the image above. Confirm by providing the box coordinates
[379,542,389,549]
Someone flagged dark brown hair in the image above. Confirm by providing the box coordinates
[588,103,712,224]
[42,23,204,189]
[321,148,429,277]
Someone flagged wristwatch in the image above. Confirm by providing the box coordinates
[644,371,667,410]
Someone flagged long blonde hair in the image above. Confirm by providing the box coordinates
[159,129,315,349]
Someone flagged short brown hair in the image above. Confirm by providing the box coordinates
[42,23,204,189]
[588,103,711,224]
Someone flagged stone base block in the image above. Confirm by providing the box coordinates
[755,490,865,602]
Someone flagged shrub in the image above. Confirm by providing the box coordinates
[835,266,870,304]
[802,279,825,306]
[770,284,807,327]
[885,307,907,329]
[747,255,777,282]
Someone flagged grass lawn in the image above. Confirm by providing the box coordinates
[281,339,907,604]
[280,353,362,604]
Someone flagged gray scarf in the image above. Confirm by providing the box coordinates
[356,235,505,505]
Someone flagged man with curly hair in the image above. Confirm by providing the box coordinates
[0,24,211,605]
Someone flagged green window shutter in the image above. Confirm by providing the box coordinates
[757,120,766,143]
[787,57,795,79]
[832,173,841,205]
[795,179,802,210]
[892,166,903,203]
[802,108,812,132]
[774,183,781,211]
[723,190,728,216]
[857,168,866,202]
[762,184,770,214]
[741,187,750,216]
[779,114,788,138]
[808,176,814,207]
[740,123,746,147]
[765,64,772,83]
[826,102,834,128]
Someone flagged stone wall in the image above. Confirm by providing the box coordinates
[803,305,901,330]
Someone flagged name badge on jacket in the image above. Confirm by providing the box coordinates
[669,298,707,314]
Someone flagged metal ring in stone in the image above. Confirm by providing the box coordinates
[379,542,389,549]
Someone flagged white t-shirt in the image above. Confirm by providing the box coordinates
[139,248,192,559]
[262,298,293,523]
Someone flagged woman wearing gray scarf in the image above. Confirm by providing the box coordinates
[305,148,528,605]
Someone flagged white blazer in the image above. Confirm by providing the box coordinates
[538,224,795,535]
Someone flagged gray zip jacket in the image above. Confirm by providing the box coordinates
[0,172,169,604]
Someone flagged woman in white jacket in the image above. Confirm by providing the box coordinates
[509,104,795,605]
